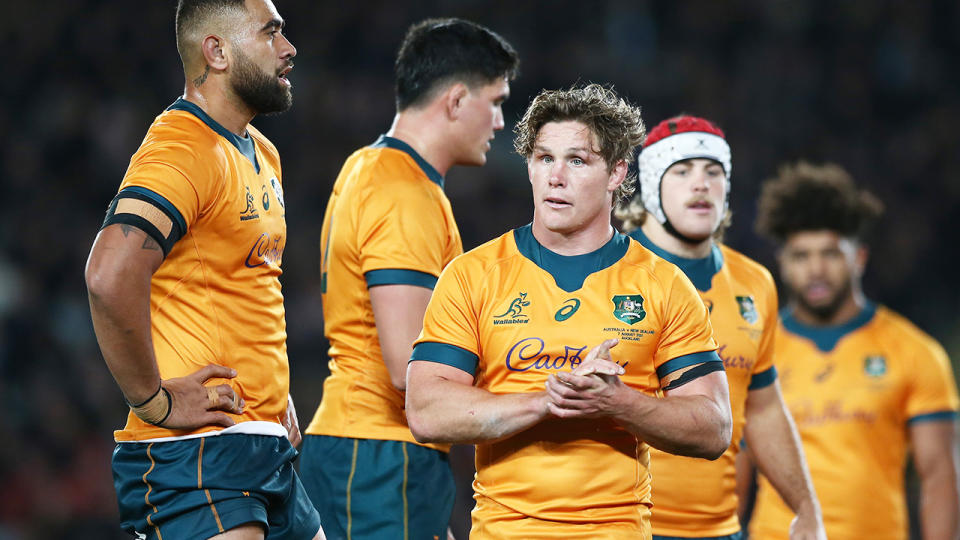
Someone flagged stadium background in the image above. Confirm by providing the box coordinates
[1,1,958,538]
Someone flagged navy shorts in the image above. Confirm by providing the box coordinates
[113,434,321,539]
[299,435,454,540]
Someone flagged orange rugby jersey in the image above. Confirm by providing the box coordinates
[750,303,959,540]
[412,225,721,537]
[113,98,290,442]
[630,230,778,537]
[306,136,462,450]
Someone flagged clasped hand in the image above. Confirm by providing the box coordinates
[544,338,625,418]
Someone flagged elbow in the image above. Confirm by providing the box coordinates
[85,259,115,304]
[405,406,440,444]
[390,372,407,393]
[701,409,733,460]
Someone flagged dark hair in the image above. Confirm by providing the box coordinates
[395,18,519,111]
[755,161,884,243]
[175,0,246,64]
[514,84,646,202]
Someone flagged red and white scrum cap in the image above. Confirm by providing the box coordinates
[637,115,731,224]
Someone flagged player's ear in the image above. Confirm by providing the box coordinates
[607,159,627,193]
[444,82,470,120]
[200,34,229,71]
[853,243,869,278]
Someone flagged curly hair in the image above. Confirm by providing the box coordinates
[755,161,884,243]
[513,84,645,202]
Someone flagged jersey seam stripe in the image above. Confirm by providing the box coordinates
[142,443,163,540]
[346,439,359,540]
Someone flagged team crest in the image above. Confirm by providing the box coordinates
[736,295,759,324]
[612,294,646,325]
[270,177,285,208]
[864,355,887,377]
[494,292,531,325]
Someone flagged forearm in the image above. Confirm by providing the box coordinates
[920,472,960,540]
[407,376,549,445]
[88,278,160,403]
[613,388,730,459]
[745,400,820,520]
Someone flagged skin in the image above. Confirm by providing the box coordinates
[640,156,825,538]
[183,0,297,135]
[777,230,867,326]
[640,158,726,258]
[387,77,510,175]
[86,3,317,538]
[771,230,958,540]
[406,121,733,460]
[528,120,626,255]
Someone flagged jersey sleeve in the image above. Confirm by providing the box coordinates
[749,269,779,390]
[411,258,481,376]
[905,338,960,423]
[654,268,720,380]
[357,175,451,289]
[119,129,225,232]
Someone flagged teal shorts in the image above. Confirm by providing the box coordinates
[113,434,321,539]
[299,435,454,540]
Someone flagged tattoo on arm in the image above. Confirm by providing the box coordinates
[193,65,210,88]
[141,236,161,251]
[119,224,161,251]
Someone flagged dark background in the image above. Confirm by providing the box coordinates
[2,1,958,538]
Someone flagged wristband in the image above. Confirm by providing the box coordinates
[130,385,172,426]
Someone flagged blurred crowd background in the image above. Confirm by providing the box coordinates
[1,1,958,538]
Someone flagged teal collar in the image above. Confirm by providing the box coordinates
[628,228,723,291]
[781,301,877,352]
[167,98,260,173]
[371,135,444,188]
[513,224,630,293]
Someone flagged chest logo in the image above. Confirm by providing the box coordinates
[612,294,646,325]
[240,185,260,221]
[494,292,530,325]
[736,295,759,324]
[554,298,580,322]
[864,355,887,377]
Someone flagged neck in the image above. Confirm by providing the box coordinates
[532,214,614,256]
[640,219,713,258]
[387,111,454,176]
[790,289,866,327]
[183,82,254,137]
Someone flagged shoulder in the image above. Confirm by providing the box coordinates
[621,239,687,288]
[134,109,227,172]
[719,244,776,288]
[443,231,521,278]
[874,306,948,359]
